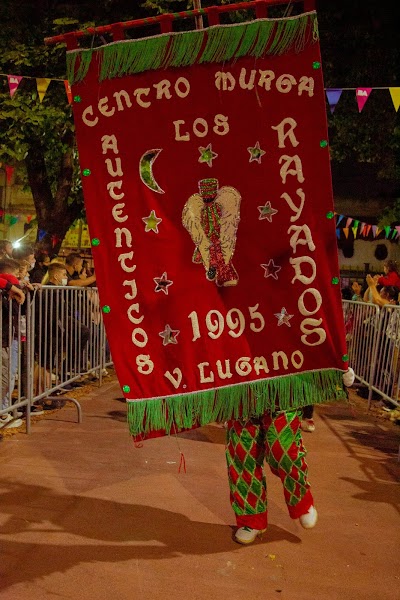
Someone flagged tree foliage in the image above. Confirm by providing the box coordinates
[0,1,145,252]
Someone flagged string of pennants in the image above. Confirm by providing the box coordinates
[326,87,400,113]
[1,73,400,111]
[0,73,72,103]
[335,213,400,241]
[0,211,34,226]
[0,210,62,247]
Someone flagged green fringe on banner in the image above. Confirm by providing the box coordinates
[100,35,170,81]
[67,12,319,84]
[127,368,346,438]
[66,51,92,86]
[163,29,205,68]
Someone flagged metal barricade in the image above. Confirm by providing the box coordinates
[0,286,112,434]
[0,294,30,433]
[368,304,400,409]
[343,299,400,410]
[2,287,399,434]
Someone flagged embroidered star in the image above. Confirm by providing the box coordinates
[274,307,294,327]
[248,141,266,164]
[142,209,162,233]
[261,259,281,280]
[159,324,180,346]
[198,143,218,167]
[153,272,173,295]
[258,201,278,222]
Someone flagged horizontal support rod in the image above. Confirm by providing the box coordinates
[44,0,314,47]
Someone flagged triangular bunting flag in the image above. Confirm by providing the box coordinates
[396,226,400,234]
[391,229,398,239]
[352,226,358,238]
[26,215,33,223]
[389,88,400,112]
[372,225,377,237]
[64,80,72,104]
[5,165,14,185]
[336,214,345,227]
[356,87,372,112]
[346,217,353,228]
[51,234,60,248]
[7,75,23,98]
[336,228,341,239]
[384,226,391,238]
[326,88,343,113]
[343,227,349,239]
[36,78,51,102]
[365,225,371,236]
[359,223,365,235]
[38,229,47,241]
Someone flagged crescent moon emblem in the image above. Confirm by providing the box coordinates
[139,148,165,194]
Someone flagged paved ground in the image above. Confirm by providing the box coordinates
[0,374,399,600]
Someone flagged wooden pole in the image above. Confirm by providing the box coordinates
[193,0,204,30]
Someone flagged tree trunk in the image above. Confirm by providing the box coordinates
[25,130,83,255]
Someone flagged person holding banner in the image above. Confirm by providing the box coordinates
[227,369,355,545]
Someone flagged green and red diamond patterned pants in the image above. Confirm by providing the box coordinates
[226,409,313,529]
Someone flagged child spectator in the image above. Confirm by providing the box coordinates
[351,281,363,301]
[377,259,400,289]
[0,240,13,259]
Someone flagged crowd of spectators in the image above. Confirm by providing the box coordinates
[304,259,400,435]
[0,240,98,430]
[342,259,400,307]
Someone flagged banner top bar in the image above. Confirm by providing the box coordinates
[44,1,315,49]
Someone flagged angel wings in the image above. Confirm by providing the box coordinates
[182,185,241,277]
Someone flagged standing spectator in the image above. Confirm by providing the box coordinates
[0,240,13,259]
[17,260,31,285]
[12,243,36,272]
[0,258,25,429]
[34,262,67,397]
[65,253,96,287]
[365,275,398,307]
[45,262,90,374]
[30,251,51,284]
[377,259,400,289]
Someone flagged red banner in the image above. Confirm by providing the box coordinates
[69,12,348,439]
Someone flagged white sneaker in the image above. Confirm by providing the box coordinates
[234,526,267,544]
[299,505,318,529]
[301,418,315,433]
[0,414,23,429]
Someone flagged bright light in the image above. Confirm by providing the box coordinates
[13,240,21,249]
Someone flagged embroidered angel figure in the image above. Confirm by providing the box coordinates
[182,178,241,287]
